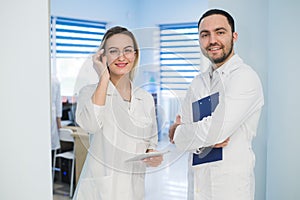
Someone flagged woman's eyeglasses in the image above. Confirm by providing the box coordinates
[106,47,136,58]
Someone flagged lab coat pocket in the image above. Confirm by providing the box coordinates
[75,176,113,200]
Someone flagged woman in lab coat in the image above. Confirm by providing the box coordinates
[72,26,163,200]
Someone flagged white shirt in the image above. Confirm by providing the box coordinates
[174,54,264,200]
[73,81,158,200]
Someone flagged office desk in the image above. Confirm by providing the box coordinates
[64,126,90,187]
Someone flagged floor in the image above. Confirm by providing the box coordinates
[53,181,72,200]
[53,133,189,200]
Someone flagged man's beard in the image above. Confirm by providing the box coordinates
[203,40,234,65]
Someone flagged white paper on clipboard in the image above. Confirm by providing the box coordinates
[125,150,170,162]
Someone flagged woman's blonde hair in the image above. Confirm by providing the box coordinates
[99,26,139,81]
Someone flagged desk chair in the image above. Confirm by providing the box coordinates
[52,128,75,197]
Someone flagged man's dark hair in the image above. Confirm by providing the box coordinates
[198,9,235,33]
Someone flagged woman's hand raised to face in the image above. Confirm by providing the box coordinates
[92,49,110,81]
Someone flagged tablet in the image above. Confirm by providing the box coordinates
[125,150,170,162]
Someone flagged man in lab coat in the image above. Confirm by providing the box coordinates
[169,9,264,200]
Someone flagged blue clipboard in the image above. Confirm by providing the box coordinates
[192,92,219,122]
[191,92,222,165]
[192,147,223,165]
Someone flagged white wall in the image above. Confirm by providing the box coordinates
[51,0,207,28]
[0,1,52,200]
[267,0,300,199]
[136,0,208,26]
[51,0,139,28]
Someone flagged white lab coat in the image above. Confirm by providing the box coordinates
[72,81,158,200]
[174,55,264,200]
[51,77,62,150]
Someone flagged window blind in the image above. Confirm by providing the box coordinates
[50,16,107,58]
[159,23,200,97]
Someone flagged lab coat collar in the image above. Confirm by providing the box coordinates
[213,54,242,76]
[106,80,145,100]
[201,54,242,89]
